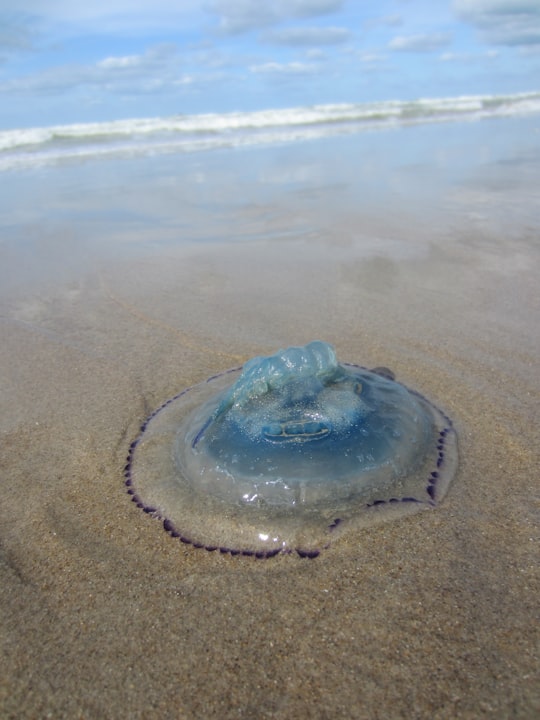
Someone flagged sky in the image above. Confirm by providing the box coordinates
[0,0,539,129]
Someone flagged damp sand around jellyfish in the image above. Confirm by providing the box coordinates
[125,342,458,558]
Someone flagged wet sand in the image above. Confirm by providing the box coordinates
[1,117,539,718]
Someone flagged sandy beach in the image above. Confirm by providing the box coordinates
[1,115,538,718]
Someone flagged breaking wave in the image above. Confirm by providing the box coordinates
[1,90,539,171]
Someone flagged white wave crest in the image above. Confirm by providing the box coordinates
[0,90,539,171]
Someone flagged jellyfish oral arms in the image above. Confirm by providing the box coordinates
[125,341,458,557]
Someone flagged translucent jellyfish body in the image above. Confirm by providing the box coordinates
[125,342,458,557]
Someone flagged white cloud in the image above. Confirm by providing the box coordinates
[188,48,236,70]
[93,43,178,75]
[290,0,344,15]
[212,1,276,34]
[305,48,326,59]
[357,52,383,63]
[454,0,538,10]
[0,2,204,41]
[98,55,142,70]
[265,26,351,45]
[0,43,193,96]
[380,14,403,27]
[1,1,202,24]
[389,32,452,52]
[454,0,540,45]
[439,49,499,61]
[211,0,344,34]
[249,61,317,74]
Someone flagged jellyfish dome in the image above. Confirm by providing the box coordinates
[125,341,458,557]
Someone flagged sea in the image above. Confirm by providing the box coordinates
[1,89,539,172]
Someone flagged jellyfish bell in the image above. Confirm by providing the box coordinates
[178,342,433,506]
[126,341,458,557]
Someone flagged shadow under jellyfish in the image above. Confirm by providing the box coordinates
[125,341,458,558]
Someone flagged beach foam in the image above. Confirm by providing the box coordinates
[1,90,539,171]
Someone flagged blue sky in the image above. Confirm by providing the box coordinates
[1,0,539,129]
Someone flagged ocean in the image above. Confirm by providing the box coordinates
[1,89,539,171]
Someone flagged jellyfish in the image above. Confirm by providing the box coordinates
[125,341,458,557]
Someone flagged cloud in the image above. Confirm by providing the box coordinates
[380,14,403,27]
[95,43,178,74]
[389,32,452,52]
[439,49,499,61]
[364,14,403,30]
[0,23,30,52]
[2,1,202,23]
[249,61,317,74]
[98,55,143,70]
[0,43,193,96]
[1,2,204,38]
[211,1,276,34]
[357,52,384,63]
[305,48,327,59]
[454,0,540,45]
[0,12,38,57]
[290,0,344,15]
[264,26,351,45]
[211,0,344,34]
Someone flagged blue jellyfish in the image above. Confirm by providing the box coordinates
[125,342,458,558]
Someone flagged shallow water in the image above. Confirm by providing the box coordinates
[0,115,539,718]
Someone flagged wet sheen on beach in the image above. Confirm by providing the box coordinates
[0,112,539,718]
